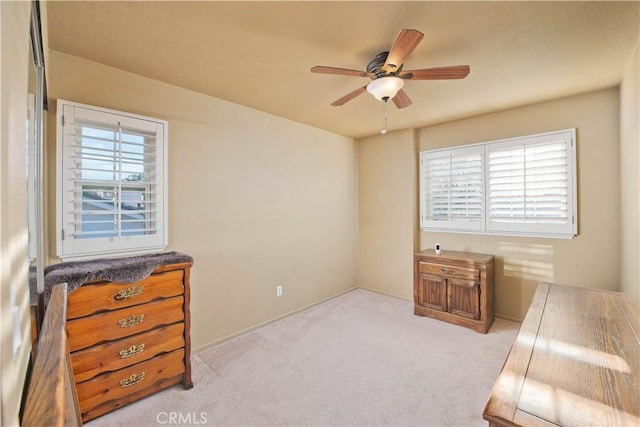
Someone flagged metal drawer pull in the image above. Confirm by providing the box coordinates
[119,344,145,359]
[114,286,144,301]
[120,372,145,388]
[440,268,456,274]
[118,314,144,328]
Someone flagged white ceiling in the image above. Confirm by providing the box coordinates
[45,1,639,139]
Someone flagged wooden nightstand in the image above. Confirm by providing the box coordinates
[414,249,494,333]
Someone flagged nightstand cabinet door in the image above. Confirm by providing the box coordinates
[447,278,480,320]
[415,273,447,312]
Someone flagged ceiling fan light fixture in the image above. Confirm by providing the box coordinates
[367,76,404,101]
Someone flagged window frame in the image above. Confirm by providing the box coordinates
[27,92,37,261]
[420,129,577,239]
[56,100,168,260]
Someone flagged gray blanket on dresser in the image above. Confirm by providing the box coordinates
[40,251,193,304]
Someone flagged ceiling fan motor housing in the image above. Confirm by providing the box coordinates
[367,52,403,78]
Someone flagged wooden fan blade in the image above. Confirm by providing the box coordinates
[383,29,424,73]
[392,89,412,109]
[331,86,367,106]
[400,65,470,80]
[311,66,373,78]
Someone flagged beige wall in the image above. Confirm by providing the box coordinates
[0,1,33,425]
[359,88,621,321]
[357,129,417,299]
[46,51,359,349]
[620,37,640,307]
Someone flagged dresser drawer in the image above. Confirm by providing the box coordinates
[71,323,185,383]
[418,261,479,281]
[67,269,185,319]
[67,296,184,352]
[76,349,185,422]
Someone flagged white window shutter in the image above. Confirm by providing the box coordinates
[57,100,168,260]
[421,146,484,231]
[420,129,576,239]
[486,131,575,237]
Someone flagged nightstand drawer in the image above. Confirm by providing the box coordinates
[76,349,185,422]
[67,269,185,319]
[67,296,184,352]
[419,262,479,281]
[71,322,185,383]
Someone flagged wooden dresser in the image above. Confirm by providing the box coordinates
[50,257,193,423]
[483,283,640,427]
[414,249,494,333]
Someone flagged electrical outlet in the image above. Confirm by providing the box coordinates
[276,285,283,297]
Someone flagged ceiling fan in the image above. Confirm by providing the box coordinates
[311,29,470,110]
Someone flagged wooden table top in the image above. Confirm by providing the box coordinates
[483,283,640,427]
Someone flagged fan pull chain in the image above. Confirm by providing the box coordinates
[381,100,388,135]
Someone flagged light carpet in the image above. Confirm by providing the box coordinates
[87,288,519,426]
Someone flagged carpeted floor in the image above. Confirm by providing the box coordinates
[88,288,519,426]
